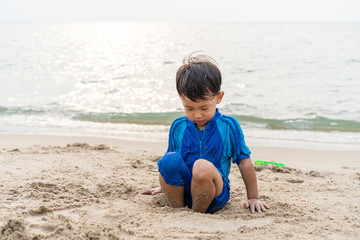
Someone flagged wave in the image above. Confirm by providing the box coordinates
[1,106,359,133]
[232,115,360,132]
[74,112,360,133]
[0,105,46,115]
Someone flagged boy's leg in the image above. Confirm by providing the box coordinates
[159,174,185,208]
[157,152,191,208]
[191,159,223,213]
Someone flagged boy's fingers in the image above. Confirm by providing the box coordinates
[250,204,255,214]
[255,204,262,213]
[260,204,267,212]
[140,189,153,195]
[243,201,249,208]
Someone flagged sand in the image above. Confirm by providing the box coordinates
[0,134,359,240]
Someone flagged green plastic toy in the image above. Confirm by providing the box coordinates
[254,160,285,166]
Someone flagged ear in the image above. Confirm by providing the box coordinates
[216,91,224,104]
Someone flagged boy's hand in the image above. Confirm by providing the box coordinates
[139,187,162,195]
[244,199,270,214]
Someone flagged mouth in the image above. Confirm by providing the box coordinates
[195,120,204,125]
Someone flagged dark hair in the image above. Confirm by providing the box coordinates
[176,52,222,102]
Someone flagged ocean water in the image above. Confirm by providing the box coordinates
[0,22,360,145]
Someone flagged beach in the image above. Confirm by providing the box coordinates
[1,133,359,239]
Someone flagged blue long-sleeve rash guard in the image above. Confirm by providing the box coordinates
[166,108,251,185]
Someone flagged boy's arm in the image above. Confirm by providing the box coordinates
[238,158,270,213]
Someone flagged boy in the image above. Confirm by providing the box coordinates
[141,53,269,214]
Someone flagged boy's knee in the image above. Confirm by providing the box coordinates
[192,159,214,182]
[157,152,189,186]
[157,152,183,175]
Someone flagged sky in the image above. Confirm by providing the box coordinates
[0,0,359,23]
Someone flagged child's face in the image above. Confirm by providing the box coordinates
[181,92,224,130]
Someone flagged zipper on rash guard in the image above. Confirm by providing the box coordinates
[197,129,205,159]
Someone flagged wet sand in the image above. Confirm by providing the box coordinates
[0,134,359,239]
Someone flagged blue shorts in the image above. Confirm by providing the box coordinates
[157,152,230,213]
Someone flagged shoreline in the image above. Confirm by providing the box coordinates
[1,133,359,173]
[2,132,360,149]
[0,133,166,155]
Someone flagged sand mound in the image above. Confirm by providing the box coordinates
[1,219,29,240]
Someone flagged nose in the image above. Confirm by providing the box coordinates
[194,111,202,119]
